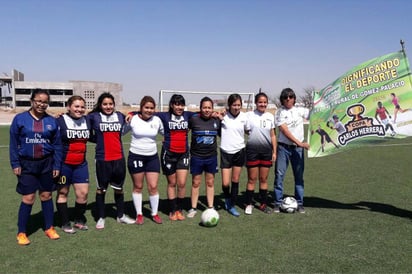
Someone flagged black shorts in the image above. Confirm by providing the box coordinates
[246,147,273,168]
[95,158,126,191]
[127,152,160,174]
[16,156,56,195]
[220,148,246,169]
[160,147,189,176]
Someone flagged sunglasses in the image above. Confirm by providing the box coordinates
[282,95,295,100]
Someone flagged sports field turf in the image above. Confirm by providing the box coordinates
[0,125,411,273]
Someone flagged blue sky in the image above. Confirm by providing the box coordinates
[1,0,411,104]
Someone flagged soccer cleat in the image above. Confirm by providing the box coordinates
[152,214,163,224]
[176,210,185,221]
[96,218,105,230]
[62,223,76,234]
[297,205,306,214]
[245,204,253,215]
[45,226,60,240]
[187,208,197,218]
[169,211,178,221]
[117,214,135,224]
[16,233,30,246]
[273,204,281,213]
[228,206,240,217]
[259,203,272,214]
[73,222,88,231]
[136,214,144,225]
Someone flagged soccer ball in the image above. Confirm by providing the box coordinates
[201,208,219,227]
[281,197,298,213]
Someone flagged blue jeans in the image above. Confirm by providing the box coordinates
[274,144,305,205]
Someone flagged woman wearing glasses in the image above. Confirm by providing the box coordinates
[10,89,62,245]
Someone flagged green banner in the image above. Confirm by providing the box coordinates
[308,50,412,158]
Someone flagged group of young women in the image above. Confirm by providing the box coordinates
[10,89,279,245]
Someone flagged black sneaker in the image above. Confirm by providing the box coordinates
[273,204,281,213]
[297,205,306,214]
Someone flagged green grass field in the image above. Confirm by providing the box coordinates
[0,125,411,273]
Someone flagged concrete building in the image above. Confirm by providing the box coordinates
[1,69,122,110]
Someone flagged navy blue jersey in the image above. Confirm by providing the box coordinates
[156,111,196,153]
[57,114,90,165]
[9,111,62,170]
[189,115,220,157]
[87,111,125,161]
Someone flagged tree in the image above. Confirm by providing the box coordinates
[299,86,316,110]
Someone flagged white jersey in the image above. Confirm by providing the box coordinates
[333,120,345,134]
[128,114,164,156]
[220,111,250,154]
[246,110,275,152]
[275,106,309,144]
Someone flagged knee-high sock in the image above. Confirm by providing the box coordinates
[222,185,230,199]
[56,202,69,226]
[259,188,268,205]
[17,202,33,233]
[149,194,159,216]
[74,202,87,223]
[95,193,106,219]
[41,199,54,230]
[132,192,143,215]
[246,189,254,205]
[114,192,125,218]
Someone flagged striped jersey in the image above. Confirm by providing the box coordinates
[9,111,62,170]
[156,111,196,153]
[57,114,90,165]
[88,111,125,161]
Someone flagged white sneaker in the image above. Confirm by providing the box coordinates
[96,218,105,230]
[117,214,135,224]
[245,205,253,215]
[187,208,197,218]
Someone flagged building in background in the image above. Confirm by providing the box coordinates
[1,69,122,110]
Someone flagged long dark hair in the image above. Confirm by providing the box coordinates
[168,94,186,113]
[91,92,115,113]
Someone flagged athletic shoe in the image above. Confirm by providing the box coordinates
[136,214,144,225]
[176,210,185,221]
[297,205,306,214]
[117,214,135,224]
[224,198,231,210]
[245,204,253,215]
[45,226,60,240]
[73,222,88,231]
[16,233,30,246]
[62,223,76,234]
[187,208,197,218]
[259,203,272,214]
[228,206,240,217]
[273,204,281,213]
[152,214,163,224]
[169,211,178,221]
[96,218,105,230]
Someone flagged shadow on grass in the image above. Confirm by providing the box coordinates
[304,196,412,220]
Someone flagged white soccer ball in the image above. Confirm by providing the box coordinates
[281,197,298,213]
[201,208,219,227]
